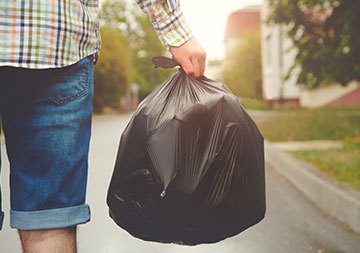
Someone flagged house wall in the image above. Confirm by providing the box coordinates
[300,82,359,107]
[261,1,300,106]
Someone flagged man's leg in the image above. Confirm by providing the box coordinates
[19,227,77,253]
[0,123,4,231]
[0,55,94,251]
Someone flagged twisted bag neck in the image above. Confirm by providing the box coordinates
[151,56,180,69]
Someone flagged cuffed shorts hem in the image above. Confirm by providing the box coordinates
[10,204,91,230]
[0,211,4,230]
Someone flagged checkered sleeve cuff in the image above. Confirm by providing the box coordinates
[152,9,193,48]
[135,0,193,48]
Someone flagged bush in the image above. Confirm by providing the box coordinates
[93,27,131,112]
[222,28,262,99]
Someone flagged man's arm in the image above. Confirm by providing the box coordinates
[135,0,206,77]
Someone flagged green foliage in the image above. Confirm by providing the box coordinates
[93,26,131,112]
[94,0,174,112]
[222,28,263,99]
[99,0,127,29]
[267,0,360,88]
[131,13,175,94]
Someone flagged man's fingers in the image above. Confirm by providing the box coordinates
[191,56,200,78]
[180,58,195,77]
[199,53,206,77]
[169,37,206,78]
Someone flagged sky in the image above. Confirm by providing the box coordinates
[100,0,264,60]
[181,0,264,60]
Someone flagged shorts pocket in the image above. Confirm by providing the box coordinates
[32,57,91,105]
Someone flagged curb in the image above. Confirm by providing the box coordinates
[265,140,360,234]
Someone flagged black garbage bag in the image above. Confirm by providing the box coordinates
[107,56,266,245]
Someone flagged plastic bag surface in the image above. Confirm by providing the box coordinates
[107,57,266,245]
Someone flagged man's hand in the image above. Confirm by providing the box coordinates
[169,37,206,78]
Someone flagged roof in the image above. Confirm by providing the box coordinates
[224,7,261,42]
[328,87,360,107]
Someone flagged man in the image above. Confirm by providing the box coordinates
[0,0,206,252]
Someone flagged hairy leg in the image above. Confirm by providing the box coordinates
[18,226,77,253]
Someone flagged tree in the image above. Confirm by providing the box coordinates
[93,26,131,112]
[267,0,360,88]
[131,14,175,95]
[222,28,262,99]
[97,0,174,106]
[101,0,175,94]
[94,0,173,112]
[93,0,132,112]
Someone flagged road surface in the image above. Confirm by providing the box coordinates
[1,113,359,252]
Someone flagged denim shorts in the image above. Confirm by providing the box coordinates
[0,55,93,230]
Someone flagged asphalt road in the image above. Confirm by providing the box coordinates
[1,113,360,252]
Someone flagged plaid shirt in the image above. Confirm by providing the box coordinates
[0,0,192,69]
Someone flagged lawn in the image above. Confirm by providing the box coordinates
[240,98,270,111]
[257,107,360,190]
[292,141,360,190]
[258,107,360,141]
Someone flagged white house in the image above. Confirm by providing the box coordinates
[261,1,300,107]
[261,0,360,107]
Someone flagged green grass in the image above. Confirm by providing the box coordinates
[258,107,360,141]
[240,98,270,110]
[258,107,360,190]
[292,141,360,190]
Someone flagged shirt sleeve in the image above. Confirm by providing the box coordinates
[135,0,193,48]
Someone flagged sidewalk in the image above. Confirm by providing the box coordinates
[265,140,360,235]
